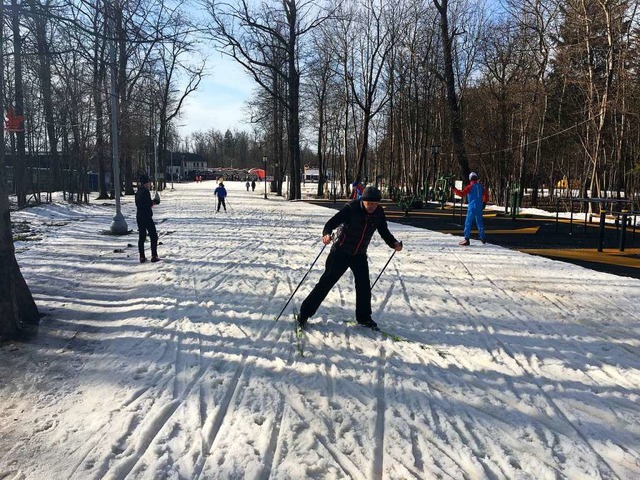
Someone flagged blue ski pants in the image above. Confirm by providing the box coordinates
[464,206,485,240]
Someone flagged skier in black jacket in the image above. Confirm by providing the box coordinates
[298,186,403,329]
[135,174,160,263]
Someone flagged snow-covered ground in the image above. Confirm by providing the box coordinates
[1,181,640,480]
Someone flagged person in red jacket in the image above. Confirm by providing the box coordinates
[351,181,364,200]
[453,172,489,246]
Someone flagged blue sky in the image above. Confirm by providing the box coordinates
[177,53,254,138]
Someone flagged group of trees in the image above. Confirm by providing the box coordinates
[1,0,203,335]
[2,0,203,206]
[189,129,255,170]
[4,0,638,206]
[206,0,640,206]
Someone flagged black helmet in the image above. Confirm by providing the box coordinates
[361,186,381,201]
[139,174,150,184]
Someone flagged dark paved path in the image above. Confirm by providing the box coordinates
[305,198,640,280]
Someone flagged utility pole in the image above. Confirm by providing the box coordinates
[109,1,128,234]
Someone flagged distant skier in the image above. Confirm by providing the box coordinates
[214,182,228,212]
[351,180,364,200]
[246,181,250,191]
[135,174,160,263]
[297,186,403,330]
[251,180,256,191]
[453,171,488,246]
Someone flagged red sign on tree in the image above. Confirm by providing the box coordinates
[5,106,24,132]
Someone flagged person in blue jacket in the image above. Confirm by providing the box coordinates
[297,186,403,330]
[453,172,488,245]
[351,180,364,200]
[214,182,227,212]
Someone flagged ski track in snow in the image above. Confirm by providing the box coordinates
[1,181,640,480]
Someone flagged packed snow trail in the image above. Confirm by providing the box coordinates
[1,181,639,480]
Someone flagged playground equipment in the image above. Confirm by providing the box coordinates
[506,183,521,218]
[435,174,455,209]
[397,195,423,215]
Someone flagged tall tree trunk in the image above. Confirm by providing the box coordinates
[94,0,109,199]
[0,4,39,337]
[12,0,27,207]
[286,0,301,200]
[316,98,325,197]
[354,108,371,181]
[434,0,470,180]
[277,84,285,196]
[29,0,60,199]
[115,4,134,196]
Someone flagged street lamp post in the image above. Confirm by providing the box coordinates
[154,126,157,190]
[109,5,128,235]
[170,150,174,189]
[263,155,268,199]
[431,144,440,193]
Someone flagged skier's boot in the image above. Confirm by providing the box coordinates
[140,256,147,263]
[357,318,378,330]
[297,314,308,330]
[458,238,470,246]
[151,256,160,263]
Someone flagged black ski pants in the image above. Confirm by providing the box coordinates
[137,216,158,258]
[300,250,372,323]
[217,198,226,211]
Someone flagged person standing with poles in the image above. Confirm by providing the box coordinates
[297,186,403,330]
[452,172,488,246]
[135,174,160,263]
[214,182,228,212]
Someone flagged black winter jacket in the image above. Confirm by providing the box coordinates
[324,200,398,255]
[135,185,155,220]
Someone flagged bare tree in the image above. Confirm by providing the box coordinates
[24,0,62,200]
[476,19,526,203]
[304,26,337,197]
[345,0,397,181]
[0,3,40,337]
[549,0,632,205]
[433,0,471,180]
[510,0,558,205]
[10,0,28,207]
[386,0,439,196]
[206,0,332,200]
[154,8,205,190]
[90,0,111,200]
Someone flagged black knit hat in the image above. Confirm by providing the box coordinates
[361,186,381,201]
[139,174,150,184]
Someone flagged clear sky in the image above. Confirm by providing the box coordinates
[177,53,254,138]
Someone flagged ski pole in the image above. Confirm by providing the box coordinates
[275,243,327,321]
[371,242,402,291]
